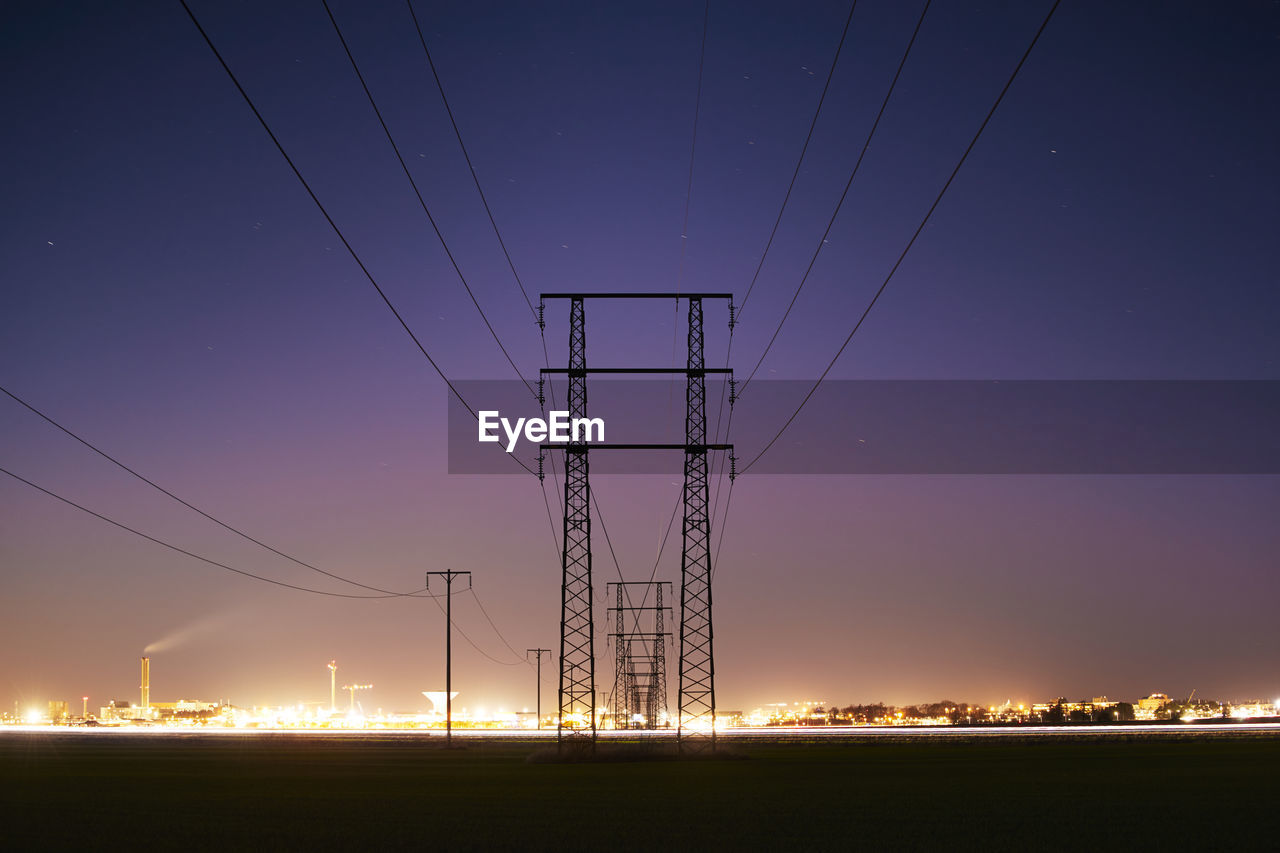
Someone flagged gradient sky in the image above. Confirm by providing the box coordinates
[2,0,1278,716]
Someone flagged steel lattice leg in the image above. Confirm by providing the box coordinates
[678,297,715,750]
[558,297,595,745]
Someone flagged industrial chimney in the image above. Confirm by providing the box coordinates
[140,656,150,711]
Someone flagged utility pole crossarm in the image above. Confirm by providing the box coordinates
[540,444,733,451]
[540,292,732,300]
[606,606,672,612]
[603,632,673,638]
[538,367,733,374]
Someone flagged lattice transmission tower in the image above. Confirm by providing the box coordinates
[555,296,594,742]
[609,580,671,730]
[539,293,734,750]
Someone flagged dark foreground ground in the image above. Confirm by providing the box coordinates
[3,731,1278,850]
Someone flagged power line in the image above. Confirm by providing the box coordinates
[420,577,525,668]
[401,1,574,557]
[633,483,684,608]
[741,0,1062,473]
[10,4,561,656]
[429,590,523,667]
[591,489,657,657]
[399,0,559,408]
[739,0,933,394]
[332,0,577,594]
[591,491,626,587]
[668,0,713,434]
[403,0,666,581]
[539,476,563,560]
[179,0,537,479]
[675,0,711,298]
[737,0,860,318]
[706,0,858,529]
[399,0,574,559]
[710,472,736,582]
[322,0,535,400]
[651,0,712,623]
[467,587,533,667]
[189,7,568,618]
[405,0,537,322]
[186,2,562,615]
[1,384,427,598]
[707,396,736,549]
[393,0,578,571]
[0,465,434,600]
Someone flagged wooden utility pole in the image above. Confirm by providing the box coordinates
[527,648,550,729]
[426,570,471,746]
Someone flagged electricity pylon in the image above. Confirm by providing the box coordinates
[609,581,671,729]
[538,292,733,751]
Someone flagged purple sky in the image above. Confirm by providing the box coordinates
[2,0,1278,715]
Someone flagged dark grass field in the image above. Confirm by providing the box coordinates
[3,731,1278,850]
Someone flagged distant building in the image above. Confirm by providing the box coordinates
[48,700,69,724]
[1136,693,1169,720]
[1031,697,1119,722]
[150,699,220,715]
[100,700,149,722]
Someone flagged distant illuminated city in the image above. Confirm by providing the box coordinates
[11,654,1279,732]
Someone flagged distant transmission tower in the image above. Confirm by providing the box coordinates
[651,580,668,729]
[609,581,671,730]
[539,293,733,750]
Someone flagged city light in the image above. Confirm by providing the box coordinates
[5,657,1279,732]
